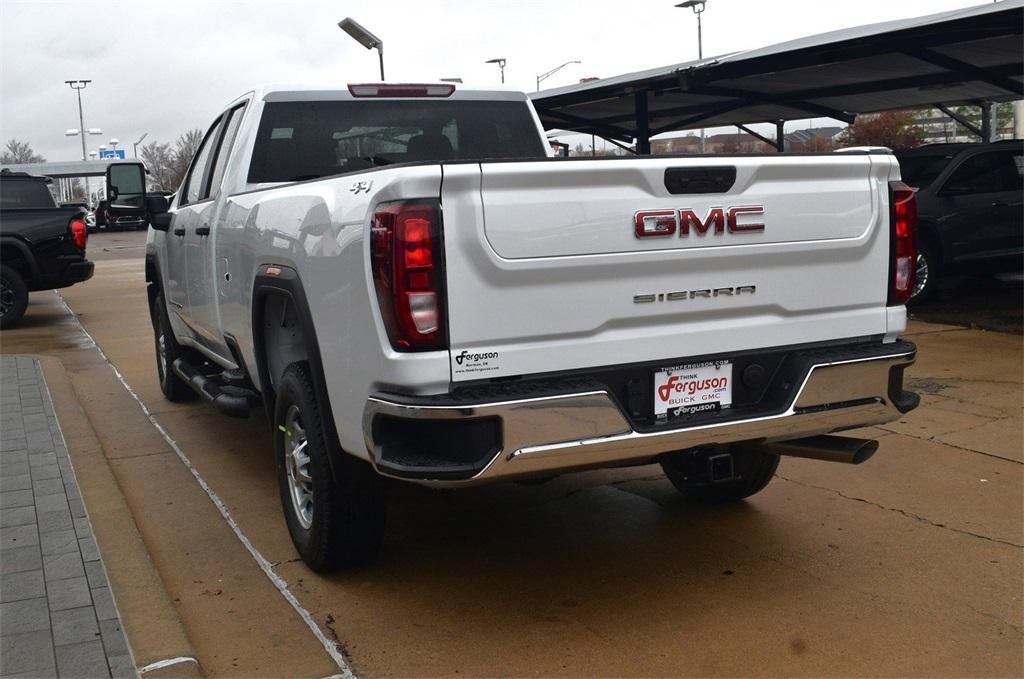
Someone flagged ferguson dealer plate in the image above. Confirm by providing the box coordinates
[654,361,733,419]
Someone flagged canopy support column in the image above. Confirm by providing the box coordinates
[775,120,786,152]
[981,102,996,142]
[635,91,651,154]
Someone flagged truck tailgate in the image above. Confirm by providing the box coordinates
[440,154,897,382]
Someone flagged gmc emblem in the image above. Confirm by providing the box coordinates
[634,206,765,239]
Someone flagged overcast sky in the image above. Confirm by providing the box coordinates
[0,0,995,161]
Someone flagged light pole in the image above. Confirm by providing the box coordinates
[676,0,707,153]
[485,58,507,84]
[339,17,385,80]
[65,79,94,161]
[536,60,581,91]
[133,133,148,158]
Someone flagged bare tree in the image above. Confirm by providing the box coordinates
[171,129,204,188]
[1,139,46,164]
[140,141,177,191]
[137,128,203,192]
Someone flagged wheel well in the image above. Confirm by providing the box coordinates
[0,245,32,283]
[144,255,160,316]
[916,223,943,266]
[257,292,311,408]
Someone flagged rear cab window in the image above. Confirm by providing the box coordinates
[0,178,58,209]
[247,99,547,184]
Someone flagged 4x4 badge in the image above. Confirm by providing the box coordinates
[350,180,373,194]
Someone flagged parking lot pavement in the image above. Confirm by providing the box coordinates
[2,229,1021,677]
[911,272,1022,335]
[0,355,133,679]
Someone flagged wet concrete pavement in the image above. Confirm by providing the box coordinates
[2,230,1021,677]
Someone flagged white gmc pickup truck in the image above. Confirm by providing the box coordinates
[104,83,920,571]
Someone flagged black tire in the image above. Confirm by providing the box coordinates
[274,362,386,572]
[660,442,779,504]
[908,240,938,305]
[151,292,197,401]
[0,265,29,330]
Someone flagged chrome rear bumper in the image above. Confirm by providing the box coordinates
[363,343,917,487]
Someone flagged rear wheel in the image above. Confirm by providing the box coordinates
[151,292,196,401]
[274,362,386,571]
[0,265,29,330]
[909,241,937,305]
[660,443,779,504]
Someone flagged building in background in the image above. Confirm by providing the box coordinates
[911,104,1015,144]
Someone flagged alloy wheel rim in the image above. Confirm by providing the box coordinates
[0,277,11,318]
[284,404,314,529]
[912,252,929,299]
[157,332,167,381]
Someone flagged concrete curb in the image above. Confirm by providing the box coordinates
[37,355,203,678]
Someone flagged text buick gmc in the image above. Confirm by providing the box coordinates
[104,83,920,570]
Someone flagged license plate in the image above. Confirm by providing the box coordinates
[654,361,733,419]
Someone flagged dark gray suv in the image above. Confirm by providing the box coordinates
[896,141,1023,303]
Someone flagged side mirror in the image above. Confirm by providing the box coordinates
[105,162,147,215]
[145,194,172,231]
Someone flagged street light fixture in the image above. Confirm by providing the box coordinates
[536,60,581,91]
[485,58,507,84]
[676,0,707,153]
[65,79,93,161]
[133,133,148,158]
[675,1,706,59]
[338,17,385,80]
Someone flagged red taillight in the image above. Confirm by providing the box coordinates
[69,216,88,250]
[370,200,446,351]
[888,181,917,305]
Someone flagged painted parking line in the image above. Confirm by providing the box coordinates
[56,293,355,679]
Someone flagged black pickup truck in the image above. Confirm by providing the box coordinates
[895,141,1023,303]
[0,170,95,328]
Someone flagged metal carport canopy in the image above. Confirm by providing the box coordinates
[0,159,137,178]
[529,1,1023,147]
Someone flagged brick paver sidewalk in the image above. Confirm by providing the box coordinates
[1,355,134,678]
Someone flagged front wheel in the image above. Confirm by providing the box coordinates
[151,292,196,401]
[274,362,386,571]
[660,443,779,504]
[0,265,29,330]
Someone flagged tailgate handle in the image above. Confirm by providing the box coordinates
[664,167,736,195]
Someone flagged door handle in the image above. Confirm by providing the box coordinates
[991,201,1008,208]
[173,227,186,236]
[196,224,211,236]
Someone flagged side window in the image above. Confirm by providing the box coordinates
[181,117,224,206]
[207,104,247,197]
[942,151,1021,196]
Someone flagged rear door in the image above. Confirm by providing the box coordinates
[441,154,894,382]
[937,147,1023,262]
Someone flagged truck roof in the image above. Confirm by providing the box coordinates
[0,169,52,183]
[249,83,530,104]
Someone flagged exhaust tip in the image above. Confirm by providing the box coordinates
[851,439,879,465]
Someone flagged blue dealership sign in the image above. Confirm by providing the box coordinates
[99,149,126,159]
